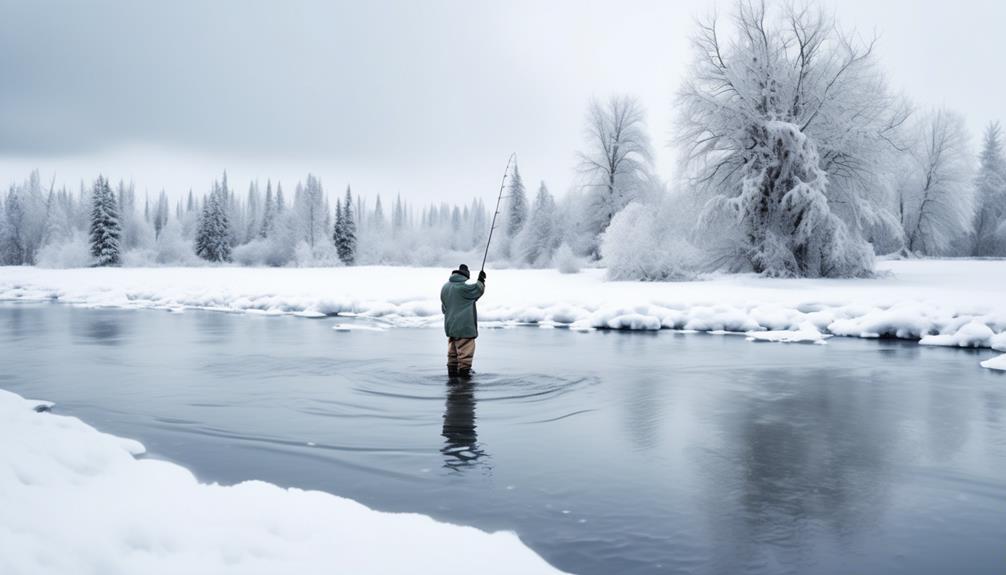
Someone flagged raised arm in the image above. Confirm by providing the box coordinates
[464,272,486,300]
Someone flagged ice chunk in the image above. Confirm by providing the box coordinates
[980,353,1006,371]
[746,321,829,344]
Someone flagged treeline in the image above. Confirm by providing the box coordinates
[0,163,587,269]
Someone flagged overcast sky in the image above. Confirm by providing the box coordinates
[0,0,1003,203]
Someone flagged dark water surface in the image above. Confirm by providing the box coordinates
[2,302,1004,575]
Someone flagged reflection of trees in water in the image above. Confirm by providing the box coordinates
[699,367,915,572]
[441,381,488,472]
[927,369,974,462]
[621,376,662,450]
[73,310,126,345]
[194,312,234,344]
[611,331,664,450]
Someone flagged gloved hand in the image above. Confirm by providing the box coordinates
[478,270,486,283]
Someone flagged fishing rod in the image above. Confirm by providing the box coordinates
[480,152,516,273]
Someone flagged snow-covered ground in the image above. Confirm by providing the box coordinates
[0,389,565,575]
[2,260,1005,369]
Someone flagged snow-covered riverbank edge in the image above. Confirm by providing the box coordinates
[2,260,1005,369]
[0,389,566,575]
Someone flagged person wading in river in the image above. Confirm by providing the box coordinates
[440,264,486,377]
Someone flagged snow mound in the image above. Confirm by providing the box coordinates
[0,389,565,575]
[746,322,829,344]
[920,320,996,348]
[980,354,1006,371]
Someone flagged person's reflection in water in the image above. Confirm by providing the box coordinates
[441,378,487,471]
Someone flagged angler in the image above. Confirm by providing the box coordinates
[440,264,486,377]
[440,153,513,377]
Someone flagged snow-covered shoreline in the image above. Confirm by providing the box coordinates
[2,260,1005,367]
[0,389,566,575]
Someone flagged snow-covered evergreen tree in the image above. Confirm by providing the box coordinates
[333,198,345,250]
[153,190,170,240]
[1,185,26,264]
[372,195,385,231]
[194,185,232,262]
[972,122,1006,256]
[260,180,275,238]
[515,182,559,266]
[245,181,261,244]
[505,162,528,247]
[89,176,122,266]
[337,186,357,265]
[296,174,326,248]
[115,180,140,250]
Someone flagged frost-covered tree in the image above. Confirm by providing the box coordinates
[260,180,275,238]
[333,200,345,251]
[116,180,141,250]
[1,185,26,264]
[245,181,262,244]
[577,95,656,255]
[515,182,560,266]
[899,109,975,256]
[505,162,528,243]
[153,190,170,240]
[972,122,1006,256]
[601,201,697,281]
[675,2,904,277]
[194,185,232,262]
[372,195,385,231]
[392,193,406,236]
[89,176,122,266]
[336,187,357,265]
[294,175,326,248]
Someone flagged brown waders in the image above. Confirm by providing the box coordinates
[447,337,476,376]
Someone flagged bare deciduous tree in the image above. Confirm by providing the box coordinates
[577,95,657,256]
[899,109,975,256]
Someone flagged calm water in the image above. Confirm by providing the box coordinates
[2,302,1004,575]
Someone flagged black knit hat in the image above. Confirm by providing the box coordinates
[452,264,470,279]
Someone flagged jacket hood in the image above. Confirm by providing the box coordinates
[449,273,468,283]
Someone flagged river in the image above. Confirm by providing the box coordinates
[1,302,1004,574]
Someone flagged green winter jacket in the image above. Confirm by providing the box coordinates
[441,273,485,339]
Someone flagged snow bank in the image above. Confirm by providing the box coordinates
[746,321,829,344]
[2,260,1005,354]
[0,389,565,575]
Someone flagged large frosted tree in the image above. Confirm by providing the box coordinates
[577,95,656,256]
[89,175,122,266]
[899,109,974,256]
[972,122,1006,256]
[676,2,908,277]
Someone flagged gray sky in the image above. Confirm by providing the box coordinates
[0,0,1003,203]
